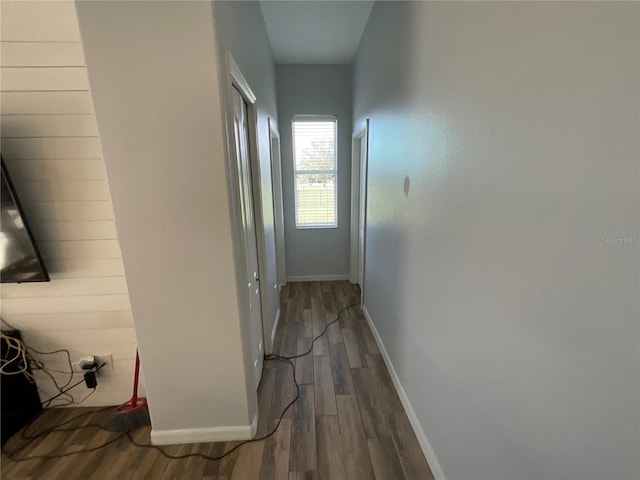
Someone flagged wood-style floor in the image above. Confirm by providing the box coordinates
[2,281,433,479]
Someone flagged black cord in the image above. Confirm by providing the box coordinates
[35,362,105,409]
[27,346,75,391]
[39,377,86,407]
[1,316,78,405]
[265,302,359,361]
[7,406,114,459]
[2,304,359,463]
[33,365,75,408]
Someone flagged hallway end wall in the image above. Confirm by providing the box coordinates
[277,65,353,280]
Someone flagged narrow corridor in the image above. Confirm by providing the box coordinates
[2,282,433,479]
[234,281,434,479]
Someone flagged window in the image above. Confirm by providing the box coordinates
[293,116,337,228]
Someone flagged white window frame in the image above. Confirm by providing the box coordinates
[292,115,338,229]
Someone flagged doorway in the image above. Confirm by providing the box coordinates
[228,54,265,390]
[231,86,264,389]
[349,120,369,304]
[268,118,287,288]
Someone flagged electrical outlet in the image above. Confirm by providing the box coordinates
[94,354,114,372]
[73,353,114,372]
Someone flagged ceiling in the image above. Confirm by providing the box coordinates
[259,1,375,64]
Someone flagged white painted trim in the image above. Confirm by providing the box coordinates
[287,274,350,282]
[268,118,287,287]
[228,54,256,104]
[246,93,269,381]
[350,120,369,289]
[292,116,338,230]
[151,410,258,446]
[269,307,280,354]
[224,50,265,392]
[292,114,336,122]
[362,305,447,480]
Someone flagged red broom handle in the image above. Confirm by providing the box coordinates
[131,350,141,404]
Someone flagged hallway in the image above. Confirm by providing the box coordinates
[1,282,433,479]
[249,281,434,479]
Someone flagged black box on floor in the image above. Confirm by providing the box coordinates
[1,330,43,445]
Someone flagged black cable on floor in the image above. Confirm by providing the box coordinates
[2,302,360,463]
[266,302,359,361]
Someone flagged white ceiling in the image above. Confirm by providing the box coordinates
[259,1,375,64]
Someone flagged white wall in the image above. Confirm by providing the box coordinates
[76,1,256,439]
[0,0,138,407]
[354,2,639,479]
[277,65,352,280]
[212,1,280,353]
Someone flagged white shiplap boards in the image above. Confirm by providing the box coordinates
[1,1,81,42]
[0,1,136,407]
[1,42,86,67]
[1,114,98,137]
[2,92,94,114]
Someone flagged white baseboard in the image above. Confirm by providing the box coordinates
[151,409,258,446]
[287,274,350,282]
[362,305,446,480]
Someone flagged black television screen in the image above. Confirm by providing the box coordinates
[1,158,50,283]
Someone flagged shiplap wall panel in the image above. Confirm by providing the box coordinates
[1,42,85,67]
[0,0,136,407]
[21,201,115,222]
[24,328,137,346]
[35,367,137,386]
[4,159,106,181]
[2,294,131,314]
[39,240,122,260]
[38,360,138,380]
[1,67,90,91]
[32,374,145,407]
[30,221,117,241]
[14,180,110,202]
[45,258,126,278]
[32,372,145,394]
[2,137,102,159]
[1,277,128,298]
[1,92,94,114]
[31,368,143,388]
[0,1,81,42]
[24,342,138,362]
[1,114,98,137]
[31,357,137,376]
[2,311,133,331]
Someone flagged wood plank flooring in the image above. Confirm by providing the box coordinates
[1,281,434,479]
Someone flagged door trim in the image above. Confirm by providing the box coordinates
[268,118,287,288]
[350,119,369,303]
[223,51,267,391]
[229,55,256,104]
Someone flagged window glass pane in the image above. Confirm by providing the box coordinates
[293,118,337,228]
[295,173,336,226]
[293,122,335,171]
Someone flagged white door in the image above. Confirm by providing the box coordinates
[358,135,368,295]
[232,87,264,388]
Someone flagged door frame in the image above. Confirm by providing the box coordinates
[268,118,287,288]
[223,51,268,390]
[349,119,369,304]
